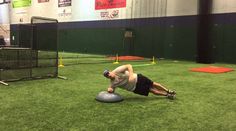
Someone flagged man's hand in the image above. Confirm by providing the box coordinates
[107,87,114,93]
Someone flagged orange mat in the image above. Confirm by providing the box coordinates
[109,56,145,60]
[190,66,234,74]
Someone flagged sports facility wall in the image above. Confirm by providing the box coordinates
[0,4,10,24]
[0,2,10,46]
[9,0,236,63]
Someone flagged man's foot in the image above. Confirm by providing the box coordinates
[167,93,176,100]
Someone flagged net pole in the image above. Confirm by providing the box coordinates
[30,25,33,78]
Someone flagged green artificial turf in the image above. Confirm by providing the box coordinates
[0,59,236,130]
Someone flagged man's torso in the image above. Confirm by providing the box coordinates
[111,70,137,91]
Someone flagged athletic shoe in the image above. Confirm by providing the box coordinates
[167,90,176,95]
[167,93,176,100]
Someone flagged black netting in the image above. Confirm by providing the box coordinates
[32,23,57,51]
[0,48,32,69]
[0,17,58,82]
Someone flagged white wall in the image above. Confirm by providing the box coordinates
[0,3,10,45]
[10,6,30,24]
[10,0,133,23]
[29,0,58,20]
[166,0,198,16]
[10,0,58,24]
[9,0,236,24]
[131,0,167,18]
[0,3,10,24]
[71,0,132,21]
[212,0,236,14]
[71,0,97,21]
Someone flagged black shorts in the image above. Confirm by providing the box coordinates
[133,74,153,96]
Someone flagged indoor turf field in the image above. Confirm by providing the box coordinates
[0,53,235,131]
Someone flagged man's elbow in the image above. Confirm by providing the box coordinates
[126,64,132,66]
[126,64,132,68]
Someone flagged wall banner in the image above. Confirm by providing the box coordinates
[0,0,11,4]
[58,0,71,7]
[95,0,126,10]
[38,0,49,3]
[100,10,119,19]
[58,8,72,17]
[12,0,31,8]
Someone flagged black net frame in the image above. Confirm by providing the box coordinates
[0,16,58,83]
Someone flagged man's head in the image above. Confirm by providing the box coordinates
[103,70,115,79]
[103,70,110,78]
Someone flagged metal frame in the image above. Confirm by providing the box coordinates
[0,16,66,86]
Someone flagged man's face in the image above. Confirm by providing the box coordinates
[106,72,115,79]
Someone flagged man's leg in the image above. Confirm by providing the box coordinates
[152,82,168,92]
[152,82,176,94]
[149,87,168,96]
[150,84,176,99]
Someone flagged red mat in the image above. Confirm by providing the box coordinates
[109,56,145,60]
[190,66,234,74]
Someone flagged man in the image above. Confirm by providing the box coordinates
[0,35,6,46]
[103,64,176,99]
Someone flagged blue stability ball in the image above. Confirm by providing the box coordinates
[95,91,123,103]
